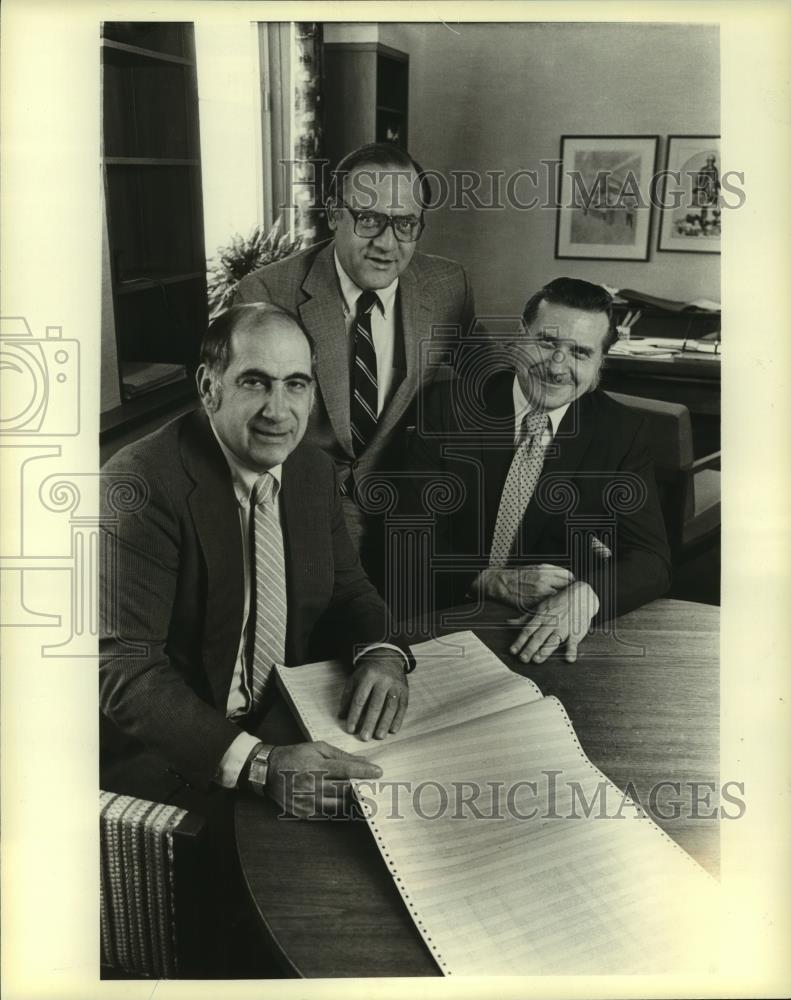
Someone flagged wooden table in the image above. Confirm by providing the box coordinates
[235,598,719,978]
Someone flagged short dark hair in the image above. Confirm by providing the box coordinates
[199,303,315,377]
[522,277,618,352]
[327,142,432,210]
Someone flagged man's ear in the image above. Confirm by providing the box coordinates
[590,359,604,392]
[196,364,219,411]
[326,199,338,232]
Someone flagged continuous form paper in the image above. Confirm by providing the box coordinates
[275,632,720,976]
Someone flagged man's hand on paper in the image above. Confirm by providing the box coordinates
[266,741,382,818]
[507,581,600,664]
[339,648,409,742]
[474,564,575,611]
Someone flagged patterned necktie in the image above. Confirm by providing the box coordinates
[350,290,381,457]
[488,410,550,567]
[248,472,287,710]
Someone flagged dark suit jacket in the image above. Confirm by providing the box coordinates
[234,239,475,493]
[402,372,671,621]
[99,410,397,800]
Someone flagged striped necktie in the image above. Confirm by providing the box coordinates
[488,410,549,567]
[350,289,381,457]
[248,472,287,710]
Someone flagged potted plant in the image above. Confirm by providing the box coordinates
[206,218,302,315]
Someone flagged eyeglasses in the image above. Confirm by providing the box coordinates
[339,200,425,243]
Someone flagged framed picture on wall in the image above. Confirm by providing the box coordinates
[658,135,721,253]
[555,135,658,261]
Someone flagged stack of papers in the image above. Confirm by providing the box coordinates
[610,338,721,359]
[609,342,678,358]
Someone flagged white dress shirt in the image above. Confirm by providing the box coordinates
[335,251,399,416]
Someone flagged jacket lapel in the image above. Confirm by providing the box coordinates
[181,413,245,707]
[299,243,354,456]
[520,393,597,554]
[279,448,335,665]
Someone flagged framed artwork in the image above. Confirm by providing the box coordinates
[658,135,721,253]
[555,135,658,261]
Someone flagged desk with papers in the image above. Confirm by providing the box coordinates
[235,598,720,977]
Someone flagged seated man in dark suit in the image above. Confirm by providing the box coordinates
[100,303,412,819]
[233,142,475,579]
[403,277,671,665]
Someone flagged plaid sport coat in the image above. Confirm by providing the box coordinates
[234,239,476,493]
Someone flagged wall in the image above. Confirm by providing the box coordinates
[194,21,264,262]
[375,22,720,316]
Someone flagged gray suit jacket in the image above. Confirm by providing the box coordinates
[100,410,398,800]
[234,239,475,493]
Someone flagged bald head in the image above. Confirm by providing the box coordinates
[199,303,314,385]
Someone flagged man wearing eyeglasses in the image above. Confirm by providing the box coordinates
[234,143,475,581]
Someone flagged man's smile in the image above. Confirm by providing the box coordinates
[532,367,571,387]
[250,425,290,438]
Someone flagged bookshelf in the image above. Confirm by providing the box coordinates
[323,42,409,170]
[101,22,207,433]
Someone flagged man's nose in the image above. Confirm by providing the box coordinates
[548,346,568,373]
[260,385,288,420]
[371,220,398,251]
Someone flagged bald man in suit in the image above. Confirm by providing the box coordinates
[100,305,414,817]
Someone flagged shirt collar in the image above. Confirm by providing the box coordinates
[512,374,572,439]
[334,249,399,319]
[208,417,282,507]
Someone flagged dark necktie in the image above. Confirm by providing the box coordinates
[350,290,381,457]
[488,410,549,567]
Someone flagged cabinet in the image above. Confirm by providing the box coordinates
[101,22,207,425]
[323,43,408,170]
[603,300,721,458]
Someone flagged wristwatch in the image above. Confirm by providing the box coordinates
[242,742,276,798]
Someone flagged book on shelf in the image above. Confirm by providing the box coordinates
[275,631,719,976]
[121,362,187,399]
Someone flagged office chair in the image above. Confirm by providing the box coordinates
[605,392,721,555]
[100,791,207,978]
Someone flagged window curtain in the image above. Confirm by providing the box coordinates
[258,22,327,246]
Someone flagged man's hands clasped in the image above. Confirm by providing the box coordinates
[475,564,575,610]
[508,580,599,664]
[476,564,600,664]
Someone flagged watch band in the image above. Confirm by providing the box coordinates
[246,743,276,798]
